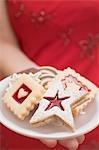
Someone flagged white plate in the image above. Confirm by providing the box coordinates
[0,76,99,140]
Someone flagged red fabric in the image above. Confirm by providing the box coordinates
[1,0,99,149]
[7,0,99,86]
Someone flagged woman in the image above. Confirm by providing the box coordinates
[0,0,99,149]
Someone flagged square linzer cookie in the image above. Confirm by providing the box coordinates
[30,68,98,131]
[3,73,45,120]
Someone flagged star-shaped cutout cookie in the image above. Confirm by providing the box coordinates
[30,80,75,131]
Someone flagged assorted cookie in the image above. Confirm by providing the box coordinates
[3,67,98,131]
[56,68,98,116]
[32,66,59,89]
[3,73,45,120]
[30,80,75,131]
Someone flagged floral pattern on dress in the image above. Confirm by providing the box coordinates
[79,33,99,59]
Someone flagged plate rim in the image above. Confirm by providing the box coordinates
[0,106,99,139]
[0,77,99,140]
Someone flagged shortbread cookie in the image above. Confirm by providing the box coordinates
[30,68,98,131]
[3,73,45,120]
[56,67,98,116]
[29,66,59,89]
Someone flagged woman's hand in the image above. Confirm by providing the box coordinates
[40,135,85,150]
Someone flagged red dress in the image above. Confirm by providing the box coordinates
[1,0,99,149]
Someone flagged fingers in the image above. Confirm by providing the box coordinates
[77,135,85,144]
[40,139,57,148]
[58,135,85,150]
[40,135,85,149]
[58,138,79,150]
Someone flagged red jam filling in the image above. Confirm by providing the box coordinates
[13,84,32,104]
[44,91,70,111]
[62,75,90,92]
